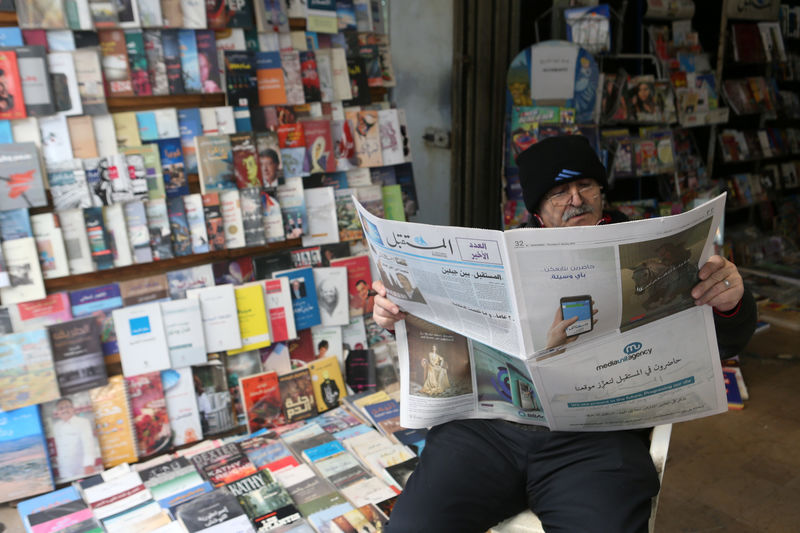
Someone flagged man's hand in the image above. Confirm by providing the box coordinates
[545,303,598,349]
[372,280,405,329]
[691,255,744,312]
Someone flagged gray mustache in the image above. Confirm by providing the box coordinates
[562,204,594,222]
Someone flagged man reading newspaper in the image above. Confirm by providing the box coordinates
[371,136,757,533]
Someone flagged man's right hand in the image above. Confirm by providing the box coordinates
[372,280,405,329]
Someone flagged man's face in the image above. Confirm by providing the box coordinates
[537,178,603,228]
[321,284,336,304]
[54,400,75,422]
[263,157,277,180]
[356,281,368,298]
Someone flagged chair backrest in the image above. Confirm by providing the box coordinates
[489,424,673,533]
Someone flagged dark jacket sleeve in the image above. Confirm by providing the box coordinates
[714,288,758,359]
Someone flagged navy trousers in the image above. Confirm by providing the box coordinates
[386,419,659,533]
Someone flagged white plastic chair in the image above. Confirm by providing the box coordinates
[489,424,672,533]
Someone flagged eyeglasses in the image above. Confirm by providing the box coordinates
[544,181,602,207]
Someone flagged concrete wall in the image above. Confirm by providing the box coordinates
[389,0,454,226]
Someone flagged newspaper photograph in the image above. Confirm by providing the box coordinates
[357,194,729,431]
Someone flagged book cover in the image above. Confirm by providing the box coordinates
[214,105,236,134]
[378,109,403,166]
[225,50,258,107]
[191,363,236,435]
[126,371,173,457]
[0,50,27,120]
[9,46,56,117]
[202,192,226,251]
[314,49,335,103]
[7,293,69,335]
[230,283,271,354]
[195,30,222,94]
[344,57,369,107]
[276,176,307,238]
[16,486,84,533]
[90,377,138,468]
[125,30,153,96]
[38,114,74,169]
[0,207,33,241]
[145,197,174,260]
[114,302,171,376]
[255,131,282,189]
[98,30,134,97]
[212,257,255,285]
[261,191,286,244]
[238,187,265,247]
[175,489,253,533]
[262,278,296,343]
[69,283,122,358]
[219,188,245,248]
[227,470,301,531]
[83,206,115,271]
[114,111,142,148]
[72,48,107,115]
[166,264,214,299]
[330,255,373,317]
[0,405,54,504]
[303,119,335,174]
[231,132,262,189]
[143,30,169,96]
[178,194,208,254]
[181,0,206,28]
[238,371,284,433]
[48,316,107,396]
[30,214,70,280]
[137,111,160,142]
[167,195,192,257]
[157,108,182,138]
[122,200,154,263]
[154,137,187,198]
[274,266,321,330]
[0,237,47,305]
[280,50,305,106]
[158,301,207,368]
[201,449,258,488]
[177,29,202,94]
[334,188,363,241]
[355,183,384,218]
[40,391,104,483]
[354,110,382,167]
[278,368,318,422]
[186,284,244,353]
[119,273,169,306]
[178,107,203,175]
[0,328,58,412]
[0,142,46,210]
[298,50,321,103]
[240,433,294,473]
[161,30,185,95]
[161,370,205,446]
[308,356,346,413]
[382,184,405,221]
[256,51,287,106]
[331,119,357,171]
[312,266,349,327]
[196,134,237,194]
[82,473,154,527]
[66,116,98,161]
[302,186,339,247]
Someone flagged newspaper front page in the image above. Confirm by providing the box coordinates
[356,194,729,431]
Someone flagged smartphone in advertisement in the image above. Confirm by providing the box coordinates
[560,295,593,337]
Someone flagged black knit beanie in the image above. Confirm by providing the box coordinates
[516,135,608,214]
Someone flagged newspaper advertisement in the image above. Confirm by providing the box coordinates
[356,194,729,431]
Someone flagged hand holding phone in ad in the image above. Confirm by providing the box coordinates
[546,296,597,349]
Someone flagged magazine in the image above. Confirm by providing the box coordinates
[355,194,729,432]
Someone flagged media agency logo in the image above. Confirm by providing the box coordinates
[624,342,643,355]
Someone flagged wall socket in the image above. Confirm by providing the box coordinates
[423,127,451,148]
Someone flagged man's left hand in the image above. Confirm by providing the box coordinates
[691,255,744,312]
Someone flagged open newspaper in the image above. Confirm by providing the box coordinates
[354,194,729,431]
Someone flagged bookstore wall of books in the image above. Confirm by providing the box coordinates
[0,0,419,531]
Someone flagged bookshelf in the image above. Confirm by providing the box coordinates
[43,237,301,292]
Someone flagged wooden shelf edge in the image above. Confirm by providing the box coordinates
[44,237,302,293]
[107,93,227,112]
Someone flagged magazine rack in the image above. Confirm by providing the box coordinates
[489,423,672,533]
